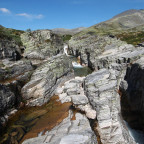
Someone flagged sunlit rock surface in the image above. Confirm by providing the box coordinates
[21,54,73,106]
[21,30,64,61]
[22,112,97,144]
[84,69,135,144]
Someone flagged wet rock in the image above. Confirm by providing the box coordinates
[22,112,97,144]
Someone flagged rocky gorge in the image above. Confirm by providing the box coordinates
[0,9,144,144]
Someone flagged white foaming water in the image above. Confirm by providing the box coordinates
[72,61,83,68]
[64,44,69,56]
[124,120,144,144]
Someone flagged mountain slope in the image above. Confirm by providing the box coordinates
[73,9,144,45]
[52,27,86,35]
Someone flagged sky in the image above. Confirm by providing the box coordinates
[0,0,143,30]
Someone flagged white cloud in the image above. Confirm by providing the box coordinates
[16,13,31,18]
[16,13,44,19]
[35,14,44,19]
[0,8,11,13]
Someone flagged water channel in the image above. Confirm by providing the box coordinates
[0,56,93,144]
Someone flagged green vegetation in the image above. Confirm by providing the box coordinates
[62,34,72,42]
[116,31,144,46]
[0,27,24,46]
[73,23,144,46]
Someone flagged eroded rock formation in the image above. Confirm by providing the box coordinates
[21,54,73,106]
[21,30,64,62]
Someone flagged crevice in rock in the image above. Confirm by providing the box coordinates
[119,63,144,143]
[89,119,102,144]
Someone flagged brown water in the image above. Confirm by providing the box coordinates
[0,96,72,144]
[0,57,93,144]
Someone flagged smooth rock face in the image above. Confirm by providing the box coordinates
[21,30,64,61]
[84,69,135,144]
[22,112,97,144]
[21,54,73,106]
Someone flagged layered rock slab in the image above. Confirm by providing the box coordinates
[22,112,97,144]
[21,54,73,106]
[84,69,135,144]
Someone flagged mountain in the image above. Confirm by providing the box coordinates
[97,9,144,29]
[74,9,144,45]
[52,27,86,35]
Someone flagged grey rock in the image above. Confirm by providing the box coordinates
[84,69,135,144]
[71,95,89,105]
[67,88,80,96]
[22,112,97,144]
[0,84,15,114]
[21,30,64,61]
[0,39,23,61]
[21,54,73,106]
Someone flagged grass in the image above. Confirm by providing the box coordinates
[116,31,144,46]
[62,34,72,42]
[0,27,24,46]
[73,24,144,46]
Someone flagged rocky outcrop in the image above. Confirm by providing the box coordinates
[0,39,23,60]
[0,60,34,127]
[0,85,15,114]
[69,33,144,71]
[0,60,33,82]
[84,69,135,144]
[68,34,127,69]
[55,77,96,119]
[22,111,97,144]
[21,54,73,106]
[21,30,64,62]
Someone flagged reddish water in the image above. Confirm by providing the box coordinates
[0,96,72,144]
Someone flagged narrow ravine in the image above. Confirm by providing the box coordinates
[119,63,144,144]
[0,53,96,144]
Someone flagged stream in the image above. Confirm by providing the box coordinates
[0,56,93,144]
[1,51,144,144]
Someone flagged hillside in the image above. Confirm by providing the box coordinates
[52,27,86,35]
[73,9,144,45]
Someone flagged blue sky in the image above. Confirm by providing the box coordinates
[0,0,143,30]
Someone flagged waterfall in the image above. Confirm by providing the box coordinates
[64,44,69,56]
